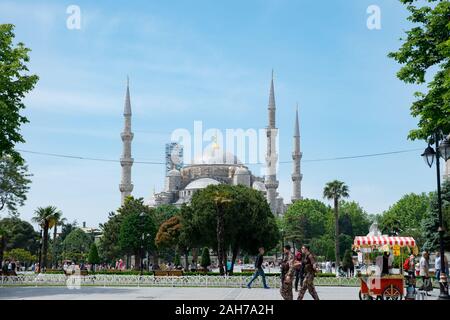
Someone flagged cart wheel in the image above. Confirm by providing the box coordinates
[358,290,373,300]
[382,285,403,300]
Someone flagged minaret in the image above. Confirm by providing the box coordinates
[119,77,134,205]
[265,70,279,214]
[291,105,302,203]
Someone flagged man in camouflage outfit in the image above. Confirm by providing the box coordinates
[280,245,295,300]
[296,245,319,300]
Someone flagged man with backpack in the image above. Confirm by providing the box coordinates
[247,247,270,289]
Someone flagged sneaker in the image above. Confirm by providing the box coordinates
[264,286,270,289]
[247,284,251,289]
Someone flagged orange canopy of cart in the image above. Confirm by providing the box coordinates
[353,236,416,247]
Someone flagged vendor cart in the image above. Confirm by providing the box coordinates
[353,235,417,300]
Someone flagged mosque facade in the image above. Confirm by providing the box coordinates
[119,73,302,216]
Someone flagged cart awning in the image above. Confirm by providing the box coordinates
[354,236,416,247]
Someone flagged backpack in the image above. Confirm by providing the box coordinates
[403,259,410,271]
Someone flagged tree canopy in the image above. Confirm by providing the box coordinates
[0,217,38,253]
[0,24,39,163]
[62,228,93,262]
[182,184,279,260]
[0,156,32,216]
[388,0,450,140]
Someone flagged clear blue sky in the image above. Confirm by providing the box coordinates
[0,0,444,228]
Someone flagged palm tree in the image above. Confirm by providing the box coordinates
[323,180,349,274]
[52,214,66,267]
[213,191,232,276]
[32,206,62,271]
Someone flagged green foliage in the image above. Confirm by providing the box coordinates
[182,184,280,257]
[3,248,35,264]
[0,217,38,253]
[379,193,430,242]
[62,228,93,262]
[88,243,100,265]
[388,0,450,140]
[338,201,371,238]
[99,212,123,263]
[422,180,450,251]
[153,204,179,227]
[0,24,39,163]
[174,252,181,267]
[0,156,32,215]
[283,198,332,246]
[310,236,335,261]
[118,198,157,257]
[200,247,211,269]
[342,249,354,271]
[243,255,250,264]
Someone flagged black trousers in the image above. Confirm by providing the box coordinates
[295,269,304,291]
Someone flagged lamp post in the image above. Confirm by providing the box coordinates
[421,132,450,300]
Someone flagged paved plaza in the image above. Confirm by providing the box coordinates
[0,286,442,300]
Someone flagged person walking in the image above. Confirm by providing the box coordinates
[280,245,295,300]
[435,252,442,282]
[419,251,432,295]
[294,251,304,292]
[247,247,270,289]
[297,245,320,300]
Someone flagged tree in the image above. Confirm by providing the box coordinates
[183,184,279,275]
[50,211,64,267]
[174,252,181,267]
[323,180,350,270]
[379,193,430,245]
[212,190,233,275]
[155,215,183,249]
[0,156,32,216]
[99,212,123,263]
[283,199,332,248]
[0,24,39,163]
[31,206,61,270]
[388,0,450,141]
[88,243,100,271]
[338,201,371,238]
[200,247,211,270]
[151,205,180,266]
[422,181,450,251]
[3,248,35,266]
[118,199,157,270]
[153,205,179,227]
[342,249,354,273]
[0,217,39,253]
[62,228,93,262]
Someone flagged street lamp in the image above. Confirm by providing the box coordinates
[421,132,450,300]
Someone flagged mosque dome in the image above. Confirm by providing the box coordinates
[185,178,221,190]
[192,144,242,165]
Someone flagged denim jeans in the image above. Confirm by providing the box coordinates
[247,268,268,288]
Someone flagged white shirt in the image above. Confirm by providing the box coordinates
[419,257,429,276]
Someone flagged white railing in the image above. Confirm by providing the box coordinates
[0,274,359,288]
